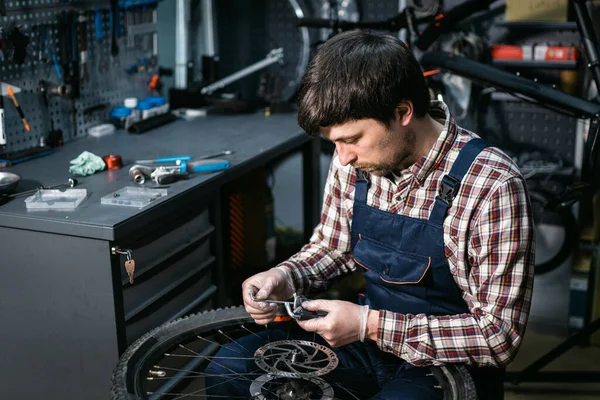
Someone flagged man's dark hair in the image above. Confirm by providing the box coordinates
[297,30,430,136]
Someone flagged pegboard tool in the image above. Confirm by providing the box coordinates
[1,84,30,132]
[7,86,29,132]
[94,7,106,73]
[110,0,120,66]
[78,12,89,81]
[0,79,17,147]
[249,292,328,321]
[0,93,5,147]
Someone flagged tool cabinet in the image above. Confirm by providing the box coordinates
[0,113,321,400]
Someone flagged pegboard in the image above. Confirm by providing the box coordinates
[362,0,399,22]
[211,0,316,102]
[482,97,578,164]
[1,0,159,153]
[264,0,312,101]
[201,0,584,173]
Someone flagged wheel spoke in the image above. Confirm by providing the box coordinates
[149,366,262,379]
[218,329,253,355]
[241,325,267,342]
[167,374,255,400]
[164,353,255,360]
[196,335,248,358]
[115,308,447,400]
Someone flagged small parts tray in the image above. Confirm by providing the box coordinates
[24,189,88,210]
[101,186,168,208]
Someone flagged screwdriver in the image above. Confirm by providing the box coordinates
[7,86,30,132]
[179,159,230,173]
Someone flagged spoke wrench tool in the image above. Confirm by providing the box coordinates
[250,292,328,321]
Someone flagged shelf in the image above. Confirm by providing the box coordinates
[495,21,578,31]
[492,59,578,70]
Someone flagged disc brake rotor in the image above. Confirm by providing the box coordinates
[254,340,339,378]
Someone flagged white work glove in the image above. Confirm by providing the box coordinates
[296,299,370,347]
[242,266,295,325]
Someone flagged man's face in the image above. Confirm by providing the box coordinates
[322,116,416,176]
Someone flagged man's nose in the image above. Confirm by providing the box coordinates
[337,144,357,167]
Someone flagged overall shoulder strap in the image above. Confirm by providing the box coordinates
[354,168,369,204]
[429,138,489,225]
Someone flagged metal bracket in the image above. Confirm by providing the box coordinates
[200,48,284,95]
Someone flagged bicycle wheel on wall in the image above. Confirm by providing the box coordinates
[111,306,477,399]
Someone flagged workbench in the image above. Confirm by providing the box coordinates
[0,112,321,400]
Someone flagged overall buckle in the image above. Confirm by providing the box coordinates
[356,169,369,182]
[437,175,460,206]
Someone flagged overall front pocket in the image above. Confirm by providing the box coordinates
[352,234,431,285]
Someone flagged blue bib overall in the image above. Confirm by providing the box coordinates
[351,138,504,399]
[205,138,504,399]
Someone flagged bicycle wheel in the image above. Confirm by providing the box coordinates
[110,306,477,399]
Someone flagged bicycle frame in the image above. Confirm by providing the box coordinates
[297,0,600,188]
[419,0,600,187]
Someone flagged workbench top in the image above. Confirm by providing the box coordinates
[0,112,308,240]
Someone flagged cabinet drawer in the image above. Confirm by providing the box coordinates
[117,208,213,284]
[125,273,217,344]
[123,238,214,321]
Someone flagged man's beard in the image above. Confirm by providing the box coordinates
[353,128,416,176]
[353,162,396,176]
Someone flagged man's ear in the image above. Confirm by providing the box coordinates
[396,101,414,127]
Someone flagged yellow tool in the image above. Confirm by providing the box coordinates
[7,86,30,132]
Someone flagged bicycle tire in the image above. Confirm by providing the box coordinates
[110,306,478,399]
[529,189,578,275]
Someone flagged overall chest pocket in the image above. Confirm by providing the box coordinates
[352,234,431,285]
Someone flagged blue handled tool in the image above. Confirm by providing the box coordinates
[95,8,104,40]
[179,159,230,173]
[134,155,192,164]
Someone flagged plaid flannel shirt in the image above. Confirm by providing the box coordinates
[278,101,535,367]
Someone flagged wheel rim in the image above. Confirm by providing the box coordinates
[112,308,477,399]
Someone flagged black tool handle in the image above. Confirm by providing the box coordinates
[110,0,119,56]
[78,13,87,52]
[296,309,328,321]
[157,172,190,185]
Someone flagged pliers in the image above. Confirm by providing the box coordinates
[250,292,328,321]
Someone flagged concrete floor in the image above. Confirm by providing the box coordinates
[504,327,600,399]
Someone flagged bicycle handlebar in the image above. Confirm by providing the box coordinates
[297,0,497,51]
[414,0,496,50]
[296,14,411,32]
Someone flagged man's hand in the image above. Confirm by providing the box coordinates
[296,299,370,347]
[242,267,295,325]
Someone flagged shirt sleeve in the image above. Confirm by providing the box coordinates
[376,176,535,367]
[277,154,357,294]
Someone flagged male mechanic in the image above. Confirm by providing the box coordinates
[209,30,535,399]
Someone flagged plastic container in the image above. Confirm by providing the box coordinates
[110,106,132,129]
[24,189,87,210]
[124,98,138,108]
[88,123,116,137]
[138,96,169,120]
[124,97,141,125]
[101,186,168,208]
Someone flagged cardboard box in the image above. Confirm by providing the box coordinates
[505,0,569,22]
